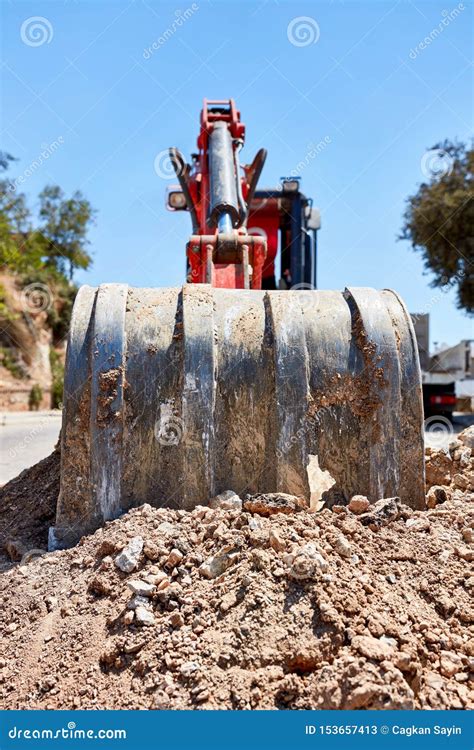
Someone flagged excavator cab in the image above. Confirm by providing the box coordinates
[168,178,321,291]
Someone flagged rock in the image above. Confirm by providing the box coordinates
[180,661,200,676]
[348,495,370,515]
[440,651,463,678]
[194,689,209,703]
[4,539,27,562]
[114,536,144,573]
[170,612,184,628]
[251,549,270,570]
[303,544,329,571]
[220,592,238,612]
[334,534,351,557]
[461,527,473,543]
[243,493,305,516]
[269,529,285,552]
[135,606,155,625]
[458,425,474,449]
[123,610,134,625]
[380,635,398,649]
[352,635,396,661]
[394,651,412,672]
[455,546,474,562]
[359,497,400,530]
[44,595,58,612]
[459,448,472,468]
[165,549,184,569]
[209,490,242,511]
[145,571,168,586]
[452,472,469,490]
[449,439,462,454]
[405,517,430,531]
[88,574,112,596]
[143,541,161,561]
[126,580,155,597]
[288,555,316,580]
[199,548,239,579]
[127,595,150,610]
[123,640,146,655]
[157,521,177,536]
[288,543,328,579]
[425,449,452,488]
[426,485,450,509]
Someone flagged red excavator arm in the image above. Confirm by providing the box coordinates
[169,99,268,289]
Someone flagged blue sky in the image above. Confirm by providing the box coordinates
[1,0,472,347]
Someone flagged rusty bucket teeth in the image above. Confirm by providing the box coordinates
[51,284,425,548]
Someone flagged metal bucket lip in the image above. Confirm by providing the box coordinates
[52,284,425,548]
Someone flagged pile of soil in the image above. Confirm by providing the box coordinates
[0,448,59,568]
[0,428,472,711]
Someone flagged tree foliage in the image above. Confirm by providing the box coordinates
[0,152,95,342]
[0,151,95,280]
[401,141,474,314]
[38,185,95,280]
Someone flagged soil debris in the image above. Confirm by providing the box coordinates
[0,432,473,710]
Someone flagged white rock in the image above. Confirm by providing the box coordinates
[301,543,328,571]
[135,606,155,626]
[114,536,144,573]
[209,490,242,511]
[127,595,150,610]
[126,580,155,597]
[405,517,429,531]
[180,660,200,676]
[199,550,239,579]
[157,522,177,536]
[380,635,398,649]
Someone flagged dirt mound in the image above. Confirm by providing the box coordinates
[425,433,474,492]
[0,453,472,710]
[0,447,59,567]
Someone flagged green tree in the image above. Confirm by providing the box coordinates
[400,140,473,314]
[0,152,44,272]
[38,185,95,280]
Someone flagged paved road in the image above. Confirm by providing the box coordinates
[0,410,472,487]
[0,411,62,485]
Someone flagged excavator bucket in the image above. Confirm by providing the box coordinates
[51,283,425,548]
